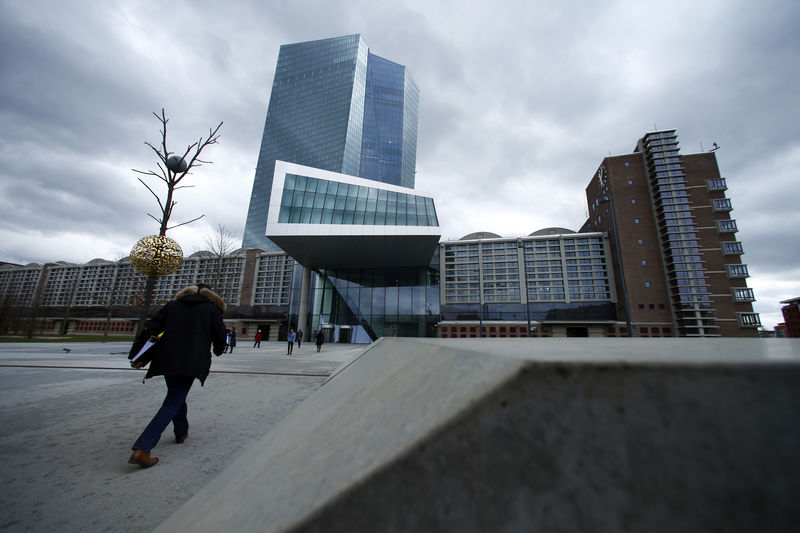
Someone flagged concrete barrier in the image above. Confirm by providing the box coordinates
[153,338,800,532]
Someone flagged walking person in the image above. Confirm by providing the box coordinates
[296,329,303,349]
[228,328,236,353]
[287,329,296,355]
[127,283,226,468]
[253,330,262,348]
[223,328,231,353]
[316,329,324,352]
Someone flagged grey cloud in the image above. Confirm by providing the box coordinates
[0,0,797,325]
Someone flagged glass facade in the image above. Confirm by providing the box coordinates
[442,235,612,304]
[439,234,617,336]
[640,131,715,336]
[287,250,440,343]
[359,53,418,188]
[440,302,617,323]
[243,35,419,250]
[278,173,438,226]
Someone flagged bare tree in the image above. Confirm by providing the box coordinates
[132,109,223,328]
[204,224,236,289]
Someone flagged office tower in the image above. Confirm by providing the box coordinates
[585,130,760,337]
[242,34,419,251]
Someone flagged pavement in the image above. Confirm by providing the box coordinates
[0,340,367,533]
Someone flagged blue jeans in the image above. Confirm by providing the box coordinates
[132,375,194,452]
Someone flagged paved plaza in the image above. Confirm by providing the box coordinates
[0,340,365,532]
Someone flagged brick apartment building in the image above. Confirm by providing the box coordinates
[780,297,800,338]
[584,130,760,337]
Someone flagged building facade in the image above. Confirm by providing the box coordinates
[584,130,760,337]
[780,297,800,338]
[438,230,619,338]
[265,160,441,343]
[0,250,295,340]
[242,34,419,251]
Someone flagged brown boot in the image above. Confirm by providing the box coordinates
[128,449,159,468]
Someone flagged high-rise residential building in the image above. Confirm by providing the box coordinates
[242,34,419,251]
[585,130,760,337]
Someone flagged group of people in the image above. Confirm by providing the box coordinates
[226,326,326,354]
[286,328,326,354]
[126,281,329,469]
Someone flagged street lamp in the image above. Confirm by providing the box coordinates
[599,195,633,337]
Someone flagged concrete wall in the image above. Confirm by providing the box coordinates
[154,338,800,532]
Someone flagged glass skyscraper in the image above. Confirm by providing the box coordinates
[242,34,419,251]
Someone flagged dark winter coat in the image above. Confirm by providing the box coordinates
[129,285,227,385]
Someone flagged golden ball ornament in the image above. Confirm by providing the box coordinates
[130,235,184,276]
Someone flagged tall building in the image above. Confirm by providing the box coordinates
[242,34,419,251]
[585,130,760,337]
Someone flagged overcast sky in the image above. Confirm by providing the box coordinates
[1,0,798,328]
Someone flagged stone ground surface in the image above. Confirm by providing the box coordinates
[0,340,364,533]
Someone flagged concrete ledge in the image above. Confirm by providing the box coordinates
[154,338,800,532]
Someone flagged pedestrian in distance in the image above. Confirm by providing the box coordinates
[287,329,296,355]
[296,329,303,349]
[228,328,236,353]
[253,330,262,348]
[316,329,324,352]
[223,328,231,353]
[127,283,226,468]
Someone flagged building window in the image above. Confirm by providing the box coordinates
[641,260,647,265]
[726,264,750,278]
[637,239,644,245]
[707,178,727,191]
[712,198,733,212]
[645,281,651,287]
[737,313,761,328]
[732,287,756,302]
[634,218,640,224]
[631,199,637,204]
[624,162,630,167]
[717,220,738,233]
[723,242,744,255]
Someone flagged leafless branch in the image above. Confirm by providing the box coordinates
[204,223,237,288]
[204,224,237,257]
[133,109,222,237]
[137,178,165,214]
[173,122,223,186]
[167,214,205,230]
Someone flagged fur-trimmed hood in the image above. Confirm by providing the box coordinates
[174,285,226,313]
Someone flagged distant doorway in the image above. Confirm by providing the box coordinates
[566,327,589,337]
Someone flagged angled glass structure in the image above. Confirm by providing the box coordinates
[266,161,440,269]
[242,34,419,251]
